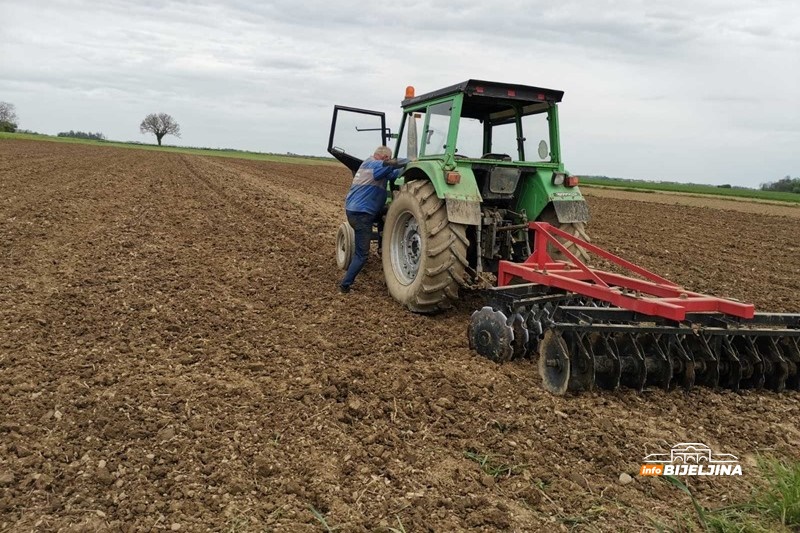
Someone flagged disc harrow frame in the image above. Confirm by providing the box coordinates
[469,223,800,394]
[497,222,755,322]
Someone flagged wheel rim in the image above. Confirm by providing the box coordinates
[390,210,421,285]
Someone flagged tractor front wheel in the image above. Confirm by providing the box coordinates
[382,181,468,313]
[335,221,355,270]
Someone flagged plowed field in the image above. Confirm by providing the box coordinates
[1,140,799,532]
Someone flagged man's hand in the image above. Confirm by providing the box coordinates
[383,158,409,168]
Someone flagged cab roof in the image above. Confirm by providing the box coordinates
[401,79,564,109]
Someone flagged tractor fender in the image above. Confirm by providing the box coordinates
[400,161,482,226]
[516,168,590,223]
[550,198,590,224]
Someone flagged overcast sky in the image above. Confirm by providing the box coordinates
[2,0,798,186]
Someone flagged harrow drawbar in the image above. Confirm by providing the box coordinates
[468,223,800,395]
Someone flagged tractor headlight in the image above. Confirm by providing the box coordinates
[552,172,566,186]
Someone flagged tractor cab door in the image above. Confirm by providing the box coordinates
[327,106,388,176]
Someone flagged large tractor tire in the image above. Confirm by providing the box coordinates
[538,206,591,263]
[382,180,468,313]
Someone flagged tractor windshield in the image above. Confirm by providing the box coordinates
[455,103,553,162]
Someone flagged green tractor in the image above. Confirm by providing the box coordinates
[328,80,590,313]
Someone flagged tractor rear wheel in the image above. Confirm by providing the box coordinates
[382,180,468,313]
[538,206,591,262]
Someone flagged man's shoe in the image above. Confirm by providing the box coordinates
[338,284,350,294]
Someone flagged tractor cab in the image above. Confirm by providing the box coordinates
[327,80,564,169]
[398,80,564,164]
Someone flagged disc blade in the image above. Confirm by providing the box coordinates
[468,307,514,363]
[538,329,570,395]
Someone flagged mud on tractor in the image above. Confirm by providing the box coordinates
[328,80,800,395]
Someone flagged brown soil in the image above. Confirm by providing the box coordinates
[1,139,799,532]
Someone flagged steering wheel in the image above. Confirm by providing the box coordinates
[481,153,512,161]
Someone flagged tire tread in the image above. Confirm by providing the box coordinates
[384,180,468,313]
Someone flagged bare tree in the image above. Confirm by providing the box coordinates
[139,112,181,146]
[0,102,18,132]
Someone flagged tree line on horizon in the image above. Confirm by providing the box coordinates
[760,176,800,194]
[583,174,799,194]
[57,130,106,140]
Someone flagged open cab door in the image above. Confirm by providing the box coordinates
[327,106,388,176]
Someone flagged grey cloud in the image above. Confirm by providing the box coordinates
[2,0,798,186]
[700,95,761,103]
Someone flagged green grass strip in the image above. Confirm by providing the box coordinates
[580,176,800,204]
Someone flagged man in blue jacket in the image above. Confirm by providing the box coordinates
[338,145,405,293]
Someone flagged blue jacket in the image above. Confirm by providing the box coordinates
[344,157,402,216]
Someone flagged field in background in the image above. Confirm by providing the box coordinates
[579,175,800,204]
[582,185,800,218]
[0,131,338,166]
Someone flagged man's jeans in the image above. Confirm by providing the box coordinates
[340,210,377,289]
